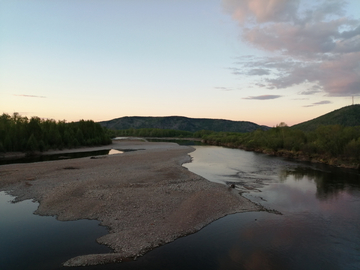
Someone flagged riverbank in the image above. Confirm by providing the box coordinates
[203,140,360,170]
[0,139,142,160]
[0,141,261,267]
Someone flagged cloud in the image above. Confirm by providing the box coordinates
[243,94,282,100]
[298,85,322,95]
[222,0,300,23]
[247,68,271,76]
[227,67,243,75]
[303,100,332,107]
[299,90,321,95]
[214,86,235,91]
[222,0,360,97]
[14,94,46,98]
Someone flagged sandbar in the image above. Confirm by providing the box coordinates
[0,141,261,267]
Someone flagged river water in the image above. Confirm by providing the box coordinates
[1,145,360,269]
[182,146,360,270]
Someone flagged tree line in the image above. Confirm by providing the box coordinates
[201,123,360,166]
[0,113,112,153]
[112,128,194,138]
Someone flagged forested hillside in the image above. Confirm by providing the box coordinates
[99,116,269,133]
[292,105,360,131]
[0,113,112,153]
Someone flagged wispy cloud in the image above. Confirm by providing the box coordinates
[14,94,46,98]
[243,95,282,100]
[298,85,323,95]
[247,68,271,76]
[215,86,243,91]
[222,0,360,97]
[303,100,332,107]
[214,87,235,91]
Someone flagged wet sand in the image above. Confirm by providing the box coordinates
[0,141,261,267]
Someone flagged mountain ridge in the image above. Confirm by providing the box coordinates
[99,105,360,133]
[291,104,360,131]
[98,116,270,133]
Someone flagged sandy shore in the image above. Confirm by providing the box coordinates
[0,141,261,267]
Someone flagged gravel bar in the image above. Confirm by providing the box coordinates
[0,141,261,267]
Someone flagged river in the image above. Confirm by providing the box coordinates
[1,145,360,269]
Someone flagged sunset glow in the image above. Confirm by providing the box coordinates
[1,0,359,127]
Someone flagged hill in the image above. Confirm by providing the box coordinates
[98,116,269,133]
[292,105,360,131]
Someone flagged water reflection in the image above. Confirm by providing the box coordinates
[280,166,360,200]
[0,192,111,270]
[108,149,124,155]
[184,146,285,187]
[0,148,130,165]
[182,146,360,270]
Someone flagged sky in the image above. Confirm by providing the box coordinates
[1,0,360,127]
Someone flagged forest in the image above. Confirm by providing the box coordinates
[201,123,360,167]
[0,113,112,153]
[112,128,194,138]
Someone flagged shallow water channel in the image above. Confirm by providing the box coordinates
[1,146,360,269]
[0,149,125,165]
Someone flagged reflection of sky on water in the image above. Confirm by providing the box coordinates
[0,149,126,166]
[108,149,124,155]
[184,146,286,187]
[183,146,360,270]
[0,191,111,270]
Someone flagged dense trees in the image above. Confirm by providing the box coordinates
[0,113,112,153]
[201,124,360,166]
[113,128,193,138]
[292,105,360,131]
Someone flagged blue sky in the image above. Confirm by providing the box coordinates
[1,0,359,126]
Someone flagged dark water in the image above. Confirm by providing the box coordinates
[0,149,125,165]
[1,146,360,269]
[184,146,360,270]
[0,192,111,270]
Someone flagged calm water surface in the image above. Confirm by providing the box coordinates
[0,149,125,165]
[0,192,111,270]
[183,146,360,270]
[1,146,360,269]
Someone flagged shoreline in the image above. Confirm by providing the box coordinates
[203,140,360,170]
[0,141,261,267]
[0,140,142,160]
